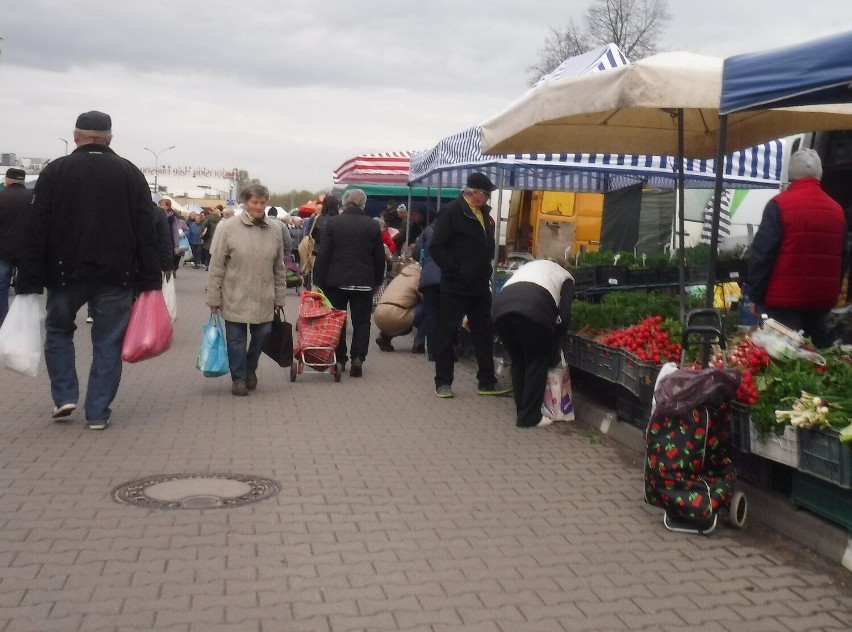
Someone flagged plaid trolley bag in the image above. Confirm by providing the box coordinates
[644,309,747,535]
[290,290,347,382]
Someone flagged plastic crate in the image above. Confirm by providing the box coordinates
[730,402,752,453]
[716,259,747,282]
[595,265,629,287]
[749,421,799,468]
[626,268,659,285]
[578,339,621,382]
[791,471,852,531]
[797,427,852,489]
[616,390,652,430]
[571,268,596,290]
[618,352,659,400]
[657,267,681,284]
[563,334,581,367]
[730,446,773,490]
[687,265,708,284]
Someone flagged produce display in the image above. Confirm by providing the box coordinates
[567,290,852,446]
[750,346,852,443]
[601,315,682,364]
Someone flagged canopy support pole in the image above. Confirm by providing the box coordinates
[677,108,687,323]
[705,115,729,309]
[405,187,413,256]
[492,168,506,289]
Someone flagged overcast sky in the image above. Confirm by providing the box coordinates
[1,1,850,193]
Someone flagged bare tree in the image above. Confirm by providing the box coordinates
[528,0,670,85]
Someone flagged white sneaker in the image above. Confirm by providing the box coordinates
[52,403,76,420]
[536,416,554,428]
[86,316,94,323]
[87,420,109,430]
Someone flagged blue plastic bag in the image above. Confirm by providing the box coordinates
[196,314,229,377]
[178,229,190,253]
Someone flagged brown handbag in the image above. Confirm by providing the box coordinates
[298,218,319,275]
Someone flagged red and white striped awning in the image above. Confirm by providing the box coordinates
[332,151,413,185]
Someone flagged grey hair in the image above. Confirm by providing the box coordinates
[239,183,269,202]
[74,129,112,145]
[342,188,367,208]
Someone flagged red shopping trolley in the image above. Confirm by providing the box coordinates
[290,290,347,382]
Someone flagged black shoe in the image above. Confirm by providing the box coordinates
[411,343,425,354]
[477,379,513,396]
[350,358,363,377]
[375,334,395,352]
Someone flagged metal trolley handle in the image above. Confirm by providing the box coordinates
[681,308,726,368]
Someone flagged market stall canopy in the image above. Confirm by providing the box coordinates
[480,50,852,158]
[335,183,461,199]
[415,46,781,190]
[721,31,852,113]
[332,152,413,185]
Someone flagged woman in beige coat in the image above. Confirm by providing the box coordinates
[206,184,287,396]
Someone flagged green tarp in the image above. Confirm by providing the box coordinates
[338,184,461,199]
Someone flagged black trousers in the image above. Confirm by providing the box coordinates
[434,291,495,388]
[323,287,373,365]
[421,285,440,358]
[495,314,556,428]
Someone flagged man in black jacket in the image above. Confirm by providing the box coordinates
[428,172,511,398]
[16,111,162,429]
[312,188,385,377]
[0,167,32,326]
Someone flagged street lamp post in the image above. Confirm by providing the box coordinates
[143,145,175,194]
[59,138,68,155]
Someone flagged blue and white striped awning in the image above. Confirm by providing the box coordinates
[409,44,781,191]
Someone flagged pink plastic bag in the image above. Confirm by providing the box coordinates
[121,290,174,363]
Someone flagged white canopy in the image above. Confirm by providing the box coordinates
[413,47,782,191]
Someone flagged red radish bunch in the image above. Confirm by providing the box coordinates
[726,339,771,374]
[704,339,768,405]
[735,369,759,405]
[602,316,681,364]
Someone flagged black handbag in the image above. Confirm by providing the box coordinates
[262,309,293,368]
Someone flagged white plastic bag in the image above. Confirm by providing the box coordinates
[541,352,575,422]
[162,274,177,323]
[0,294,45,377]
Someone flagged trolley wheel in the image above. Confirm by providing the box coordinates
[729,491,748,528]
[289,363,297,382]
[334,363,342,382]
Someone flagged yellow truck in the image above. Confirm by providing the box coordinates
[505,190,603,260]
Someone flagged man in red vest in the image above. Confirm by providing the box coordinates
[747,149,846,348]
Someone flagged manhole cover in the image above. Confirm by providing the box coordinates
[112,473,280,510]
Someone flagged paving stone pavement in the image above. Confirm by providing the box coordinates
[1,269,850,632]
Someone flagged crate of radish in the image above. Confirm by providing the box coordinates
[702,338,772,406]
[601,316,682,399]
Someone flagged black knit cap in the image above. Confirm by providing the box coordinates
[5,167,25,181]
[466,172,497,192]
[75,110,112,131]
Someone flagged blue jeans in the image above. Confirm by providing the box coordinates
[224,320,272,382]
[0,259,13,327]
[412,303,426,345]
[44,283,134,422]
